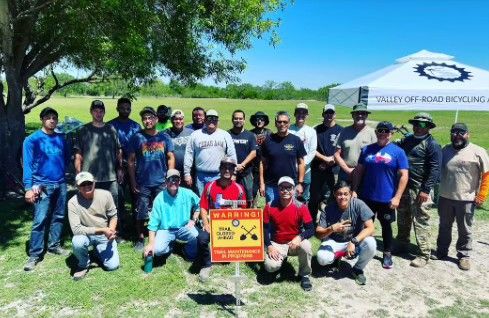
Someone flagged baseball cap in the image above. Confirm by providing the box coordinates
[166,169,181,179]
[296,103,308,110]
[376,121,395,131]
[75,172,95,185]
[451,123,469,133]
[351,103,370,114]
[90,100,105,111]
[171,109,185,118]
[278,176,295,186]
[139,106,157,117]
[206,109,219,117]
[323,104,335,112]
[39,107,58,119]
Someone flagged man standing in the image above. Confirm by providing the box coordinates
[156,105,173,131]
[433,123,489,271]
[23,107,70,271]
[263,177,314,291]
[289,103,317,204]
[352,121,409,269]
[184,109,237,195]
[334,103,377,182]
[250,111,272,207]
[68,172,120,280]
[75,100,123,207]
[229,109,257,207]
[128,107,175,252]
[396,113,442,267]
[186,107,206,131]
[164,109,193,179]
[108,97,141,236]
[144,169,201,263]
[309,104,343,222]
[260,111,306,203]
[197,157,247,282]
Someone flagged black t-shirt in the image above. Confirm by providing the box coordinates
[228,129,258,176]
[312,123,343,170]
[250,127,272,172]
[261,133,306,185]
[318,197,374,242]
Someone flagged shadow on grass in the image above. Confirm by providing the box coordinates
[0,199,32,251]
[187,291,241,316]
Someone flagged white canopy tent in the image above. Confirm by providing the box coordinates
[328,50,489,120]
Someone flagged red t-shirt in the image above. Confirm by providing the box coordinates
[263,200,312,244]
[200,180,247,210]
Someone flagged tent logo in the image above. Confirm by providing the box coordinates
[414,62,472,82]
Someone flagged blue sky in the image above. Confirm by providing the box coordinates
[229,0,489,89]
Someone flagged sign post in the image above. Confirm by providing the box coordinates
[210,206,264,310]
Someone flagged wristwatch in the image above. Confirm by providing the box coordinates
[350,237,360,246]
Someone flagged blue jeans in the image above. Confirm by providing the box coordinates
[265,185,279,203]
[154,227,199,261]
[301,169,311,204]
[29,183,67,258]
[136,183,165,220]
[72,234,120,271]
[196,171,220,196]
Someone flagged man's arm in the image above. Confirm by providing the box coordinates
[237,150,256,173]
[334,148,353,174]
[127,153,139,193]
[22,137,37,203]
[74,151,83,174]
[421,141,442,195]
[200,207,210,232]
[391,169,409,209]
[351,163,365,197]
[183,135,195,186]
[259,156,266,197]
[296,157,305,195]
[167,152,175,170]
[304,129,317,166]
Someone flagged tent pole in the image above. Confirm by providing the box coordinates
[455,108,459,123]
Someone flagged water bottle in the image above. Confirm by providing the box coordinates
[143,255,153,273]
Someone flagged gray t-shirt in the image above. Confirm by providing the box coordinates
[75,123,121,182]
[164,127,193,175]
[68,189,117,236]
[318,197,374,242]
[335,125,377,167]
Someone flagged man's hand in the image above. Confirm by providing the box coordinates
[25,190,38,204]
[475,197,484,207]
[144,243,155,257]
[345,166,354,175]
[104,227,116,240]
[259,183,265,197]
[267,245,282,261]
[417,191,430,204]
[184,176,193,188]
[347,242,356,258]
[236,163,245,173]
[203,223,211,233]
[288,236,302,250]
[116,168,124,184]
[296,184,304,196]
[331,219,351,233]
[131,183,140,194]
[390,196,401,209]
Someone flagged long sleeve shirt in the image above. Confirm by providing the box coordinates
[289,124,317,170]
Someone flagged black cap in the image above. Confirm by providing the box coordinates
[451,123,469,133]
[157,105,172,117]
[139,106,157,117]
[39,107,58,119]
[376,121,395,131]
[90,100,105,110]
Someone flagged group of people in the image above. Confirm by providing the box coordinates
[22,98,489,290]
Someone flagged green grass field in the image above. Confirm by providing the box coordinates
[1,96,488,317]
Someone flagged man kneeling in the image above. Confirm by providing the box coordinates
[144,169,200,262]
[69,172,120,280]
[316,181,376,285]
[263,177,314,291]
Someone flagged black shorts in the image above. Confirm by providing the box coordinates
[363,199,396,223]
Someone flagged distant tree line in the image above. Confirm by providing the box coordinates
[16,74,338,101]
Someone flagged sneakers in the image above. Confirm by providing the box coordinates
[134,240,145,253]
[458,258,470,271]
[410,256,428,268]
[382,253,393,269]
[352,268,367,285]
[73,268,88,281]
[48,246,70,256]
[199,266,212,282]
[24,257,39,271]
[300,276,312,291]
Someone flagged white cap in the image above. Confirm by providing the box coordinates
[171,109,184,118]
[296,103,308,110]
[206,109,219,117]
[166,169,181,179]
[75,172,95,185]
[277,176,295,186]
[323,104,335,112]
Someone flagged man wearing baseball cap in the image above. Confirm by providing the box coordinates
[128,106,175,252]
[68,172,120,280]
[263,176,314,291]
[23,107,70,271]
[164,109,194,180]
[334,103,377,182]
[396,113,442,267]
[143,169,201,265]
[433,123,489,270]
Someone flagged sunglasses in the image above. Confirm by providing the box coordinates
[220,164,236,171]
[279,185,294,192]
[451,130,467,136]
[376,129,391,134]
[79,181,94,187]
[353,111,368,116]
[256,117,266,122]
[206,116,218,122]
[324,110,335,115]
[167,176,181,183]
[413,122,429,128]
[276,120,289,125]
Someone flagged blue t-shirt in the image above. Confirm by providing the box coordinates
[358,142,409,203]
[23,130,69,190]
[228,129,258,176]
[128,131,174,187]
[164,127,193,175]
[108,118,141,158]
[261,133,307,185]
[148,187,200,231]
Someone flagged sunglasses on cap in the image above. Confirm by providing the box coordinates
[375,128,391,134]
